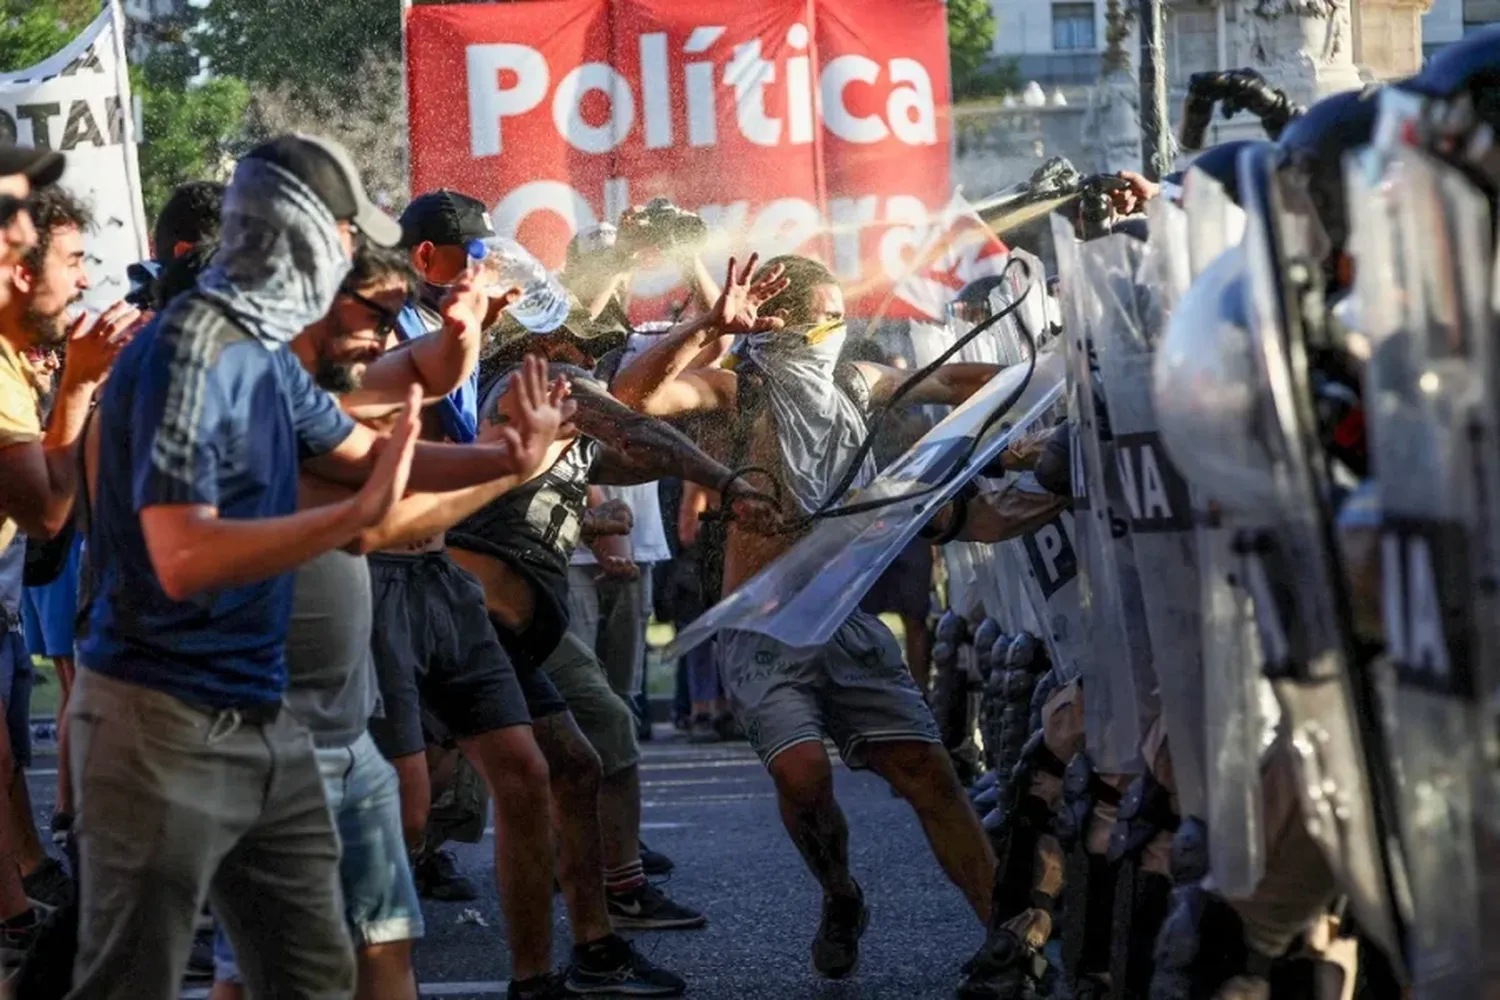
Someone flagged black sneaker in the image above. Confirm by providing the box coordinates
[508,971,569,999]
[415,849,479,902]
[23,859,71,912]
[811,884,868,980]
[638,842,674,877]
[49,813,73,850]
[607,881,707,930]
[565,934,687,996]
[184,927,216,980]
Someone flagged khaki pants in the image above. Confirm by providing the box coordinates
[66,668,354,1000]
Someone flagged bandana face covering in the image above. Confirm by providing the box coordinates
[742,320,876,515]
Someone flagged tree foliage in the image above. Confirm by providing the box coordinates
[947,0,1019,101]
[0,0,96,71]
[195,0,402,102]
[134,55,249,220]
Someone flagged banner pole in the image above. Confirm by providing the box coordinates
[108,0,151,258]
[401,0,413,203]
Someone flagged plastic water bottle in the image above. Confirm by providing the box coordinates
[469,236,571,334]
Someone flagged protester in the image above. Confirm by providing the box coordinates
[333,189,593,994]
[613,253,1020,979]
[0,179,135,959]
[70,133,568,998]
[206,242,542,1000]
[441,268,800,996]
[151,180,225,263]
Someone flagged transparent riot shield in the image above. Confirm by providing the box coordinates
[1088,228,1209,823]
[664,349,1067,660]
[1154,245,1273,896]
[1183,164,1248,277]
[1051,214,1155,773]
[1147,196,1192,312]
[1235,143,1408,966]
[1347,144,1500,995]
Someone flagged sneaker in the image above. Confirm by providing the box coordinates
[508,971,569,999]
[415,849,479,902]
[49,813,73,850]
[0,910,39,965]
[184,927,216,980]
[23,859,71,912]
[565,934,686,996]
[607,881,707,931]
[638,842,674,877]
[811,884,868,980]
[687,715,721,744]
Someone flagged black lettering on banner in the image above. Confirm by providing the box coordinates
[1380,517,1474,699]
[1115,431,1192,533]
[14,104,60,149]
[0,109,14,144]
[61,99,105,151]
[106,95,124,144]
[1023,509,1079,600]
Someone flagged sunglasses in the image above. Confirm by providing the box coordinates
[344,290,401,338]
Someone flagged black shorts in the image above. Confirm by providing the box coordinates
[367,551,540,758]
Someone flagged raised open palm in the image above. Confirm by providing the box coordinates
[706,254,789,335]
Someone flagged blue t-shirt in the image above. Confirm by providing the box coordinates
[395,302,478,443]
[80,296,355,708]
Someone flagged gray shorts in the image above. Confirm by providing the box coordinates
[540,632,641,777]
[719,610,941,769]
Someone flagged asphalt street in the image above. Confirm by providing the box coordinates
[20,728,983,1000]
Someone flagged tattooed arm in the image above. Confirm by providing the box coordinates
[569,382,735,489]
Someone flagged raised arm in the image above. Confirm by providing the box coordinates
[142,387,423,601]
[858,361,1003,409]
[610,255,786,417]
[0,304,141,539]
[301,360,571,553]
[307,357,572,492]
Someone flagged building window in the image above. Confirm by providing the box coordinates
[1053,3,1097,50]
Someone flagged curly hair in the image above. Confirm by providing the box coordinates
[23,186,95,275]
[750,254,838,327]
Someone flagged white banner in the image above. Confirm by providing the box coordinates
[0,3,149,311]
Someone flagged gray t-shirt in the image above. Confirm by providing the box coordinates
[284,548,377,748]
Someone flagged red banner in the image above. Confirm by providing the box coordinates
[406,0,953,318]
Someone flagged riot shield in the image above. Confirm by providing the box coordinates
[664,349,1067,660]
[1087,226,1209,823]
[1051,214,1156,773]
[1347,144,1500,995]
[1147,196,1192,312]
[1182,164,1247,277]
[1232,143,1408,965]
[1004,477,1086,685]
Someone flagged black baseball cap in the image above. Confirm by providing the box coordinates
[241,133,401,247]
[399,189,496,250]
[0,143,65,189]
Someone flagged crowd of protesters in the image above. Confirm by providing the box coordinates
[0,128,993,1000]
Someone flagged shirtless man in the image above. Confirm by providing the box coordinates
[612,254,1020,979]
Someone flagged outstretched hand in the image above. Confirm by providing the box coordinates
[704,254,788,336]
[494,354,576,480]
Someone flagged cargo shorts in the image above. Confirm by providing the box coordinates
[719,610,941,769]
